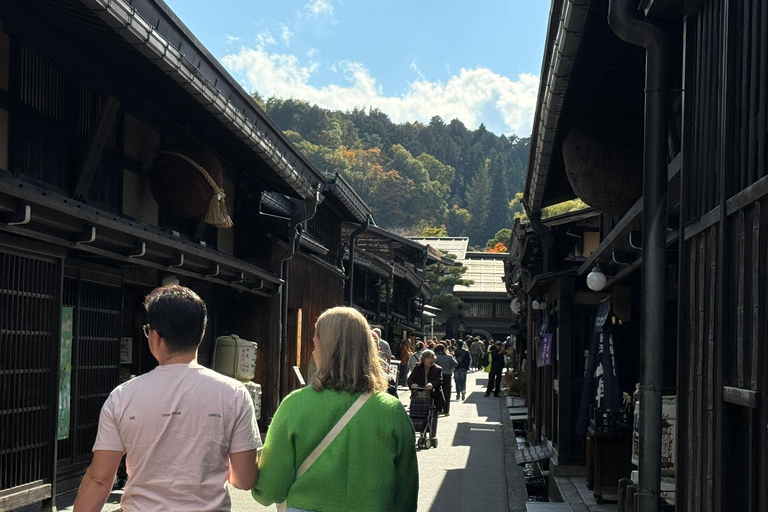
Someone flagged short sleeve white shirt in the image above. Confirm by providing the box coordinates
[94,362,261,512]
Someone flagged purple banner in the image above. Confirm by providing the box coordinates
[538,333,553,367]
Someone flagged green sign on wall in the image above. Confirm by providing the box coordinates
[58,306,73,440]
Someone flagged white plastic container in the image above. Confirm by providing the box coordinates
[212,334,258,381]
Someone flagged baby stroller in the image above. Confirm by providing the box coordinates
[409,387,438,449]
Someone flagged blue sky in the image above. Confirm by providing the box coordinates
[163,0,551,138]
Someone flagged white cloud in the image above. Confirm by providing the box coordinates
[255,31,277,47]
[225,35,240,44]
[409,61,426,81]
[281,25,294,46]
[222,47,539,136]
[302,0,334,18]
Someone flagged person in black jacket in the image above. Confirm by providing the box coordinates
[407,349,445,413]
[484,340,505,397]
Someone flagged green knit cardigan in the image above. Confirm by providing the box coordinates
[252,387,418,512]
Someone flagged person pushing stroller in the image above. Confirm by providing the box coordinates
[407,349,444,447]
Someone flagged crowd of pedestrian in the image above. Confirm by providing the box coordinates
[75,283,521,512]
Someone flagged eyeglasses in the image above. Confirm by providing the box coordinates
[142,324,153,338]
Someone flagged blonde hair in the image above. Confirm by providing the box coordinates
[312,307,388,394]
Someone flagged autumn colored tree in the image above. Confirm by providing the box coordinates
[486,228,512,252]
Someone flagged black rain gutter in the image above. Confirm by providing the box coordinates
[279,187,322,400]
[346,215,371,306]
[523,199,553,272]
[608,2,668,511]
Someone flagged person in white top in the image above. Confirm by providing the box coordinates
[73,285,261,512]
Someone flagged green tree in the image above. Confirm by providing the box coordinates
[367,168,415,228]
[508,192,526,221]
[425,252,472,324]
[542,198,589,218]
[446,205,471,236]
[465,159,491,244]
[419,225,448,237]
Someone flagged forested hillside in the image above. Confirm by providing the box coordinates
[256,96,530,247]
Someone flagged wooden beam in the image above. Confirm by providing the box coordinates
[73,96,120,200]
[0,482,51,511]
[578,153,682,276]
[603,230,679,289]
[0,176,282,285]
[725,173,768,216]
[683,205,721,241]
[722,386,760,409]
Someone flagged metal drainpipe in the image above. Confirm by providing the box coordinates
[608,2,668,511]
[278,195,320,400]
[385,269,393,340]
[346,216,371,306]
[523,200,553,272]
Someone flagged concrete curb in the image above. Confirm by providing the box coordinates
[501,393,529,512]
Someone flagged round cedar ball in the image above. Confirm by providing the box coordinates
[148,146,224,218]
[562,113,644,216]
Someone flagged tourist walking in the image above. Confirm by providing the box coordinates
[407,349,445,430]
[469,337,485,371]
[453,341,470,400]
[434,344,456,415]
[252,307,418,512]
[484,340,506,397]
[408,341,424,372]
[74,285,260,512]
[399,342,413,386]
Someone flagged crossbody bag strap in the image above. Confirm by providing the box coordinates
[295,392,372,479]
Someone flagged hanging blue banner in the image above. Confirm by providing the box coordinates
[576,300,620,435]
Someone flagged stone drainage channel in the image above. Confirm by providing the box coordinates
[508,394,549,502]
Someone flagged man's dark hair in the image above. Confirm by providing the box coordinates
[144,285,207,353]
[434,343,446,354]
[415,341,424,351]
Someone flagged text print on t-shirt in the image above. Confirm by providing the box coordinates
[162,411,181,417]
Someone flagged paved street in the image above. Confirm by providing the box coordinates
[57,371,518,512]
[229,370,514,512]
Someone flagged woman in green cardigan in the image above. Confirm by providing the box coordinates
[252,307,419,512]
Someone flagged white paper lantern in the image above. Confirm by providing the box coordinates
[587,267,607,291]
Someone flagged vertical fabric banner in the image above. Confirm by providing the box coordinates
[58,306,74,440]
[576,299,621,435]
[538,333,553,366]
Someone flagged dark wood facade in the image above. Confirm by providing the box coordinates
[518,0,768,509]
[507,210,606,468]
[0,1,372,509]
[343,224,453,348]
[677,0,768,508]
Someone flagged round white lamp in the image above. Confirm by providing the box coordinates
[538,300,548,310]
[531,299,540,310]
[587,266,607,291]
[510,298,522,314]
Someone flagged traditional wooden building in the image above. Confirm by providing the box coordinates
[507,209,611,472]
[343,225,457,353]
[517,0,768,510]
[0,1,371,509]
[411,237,512,341]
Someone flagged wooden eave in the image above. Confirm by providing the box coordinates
[1,0,328,200]
[0,176,281,295]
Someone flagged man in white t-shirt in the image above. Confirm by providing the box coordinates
[74,285,261,512]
